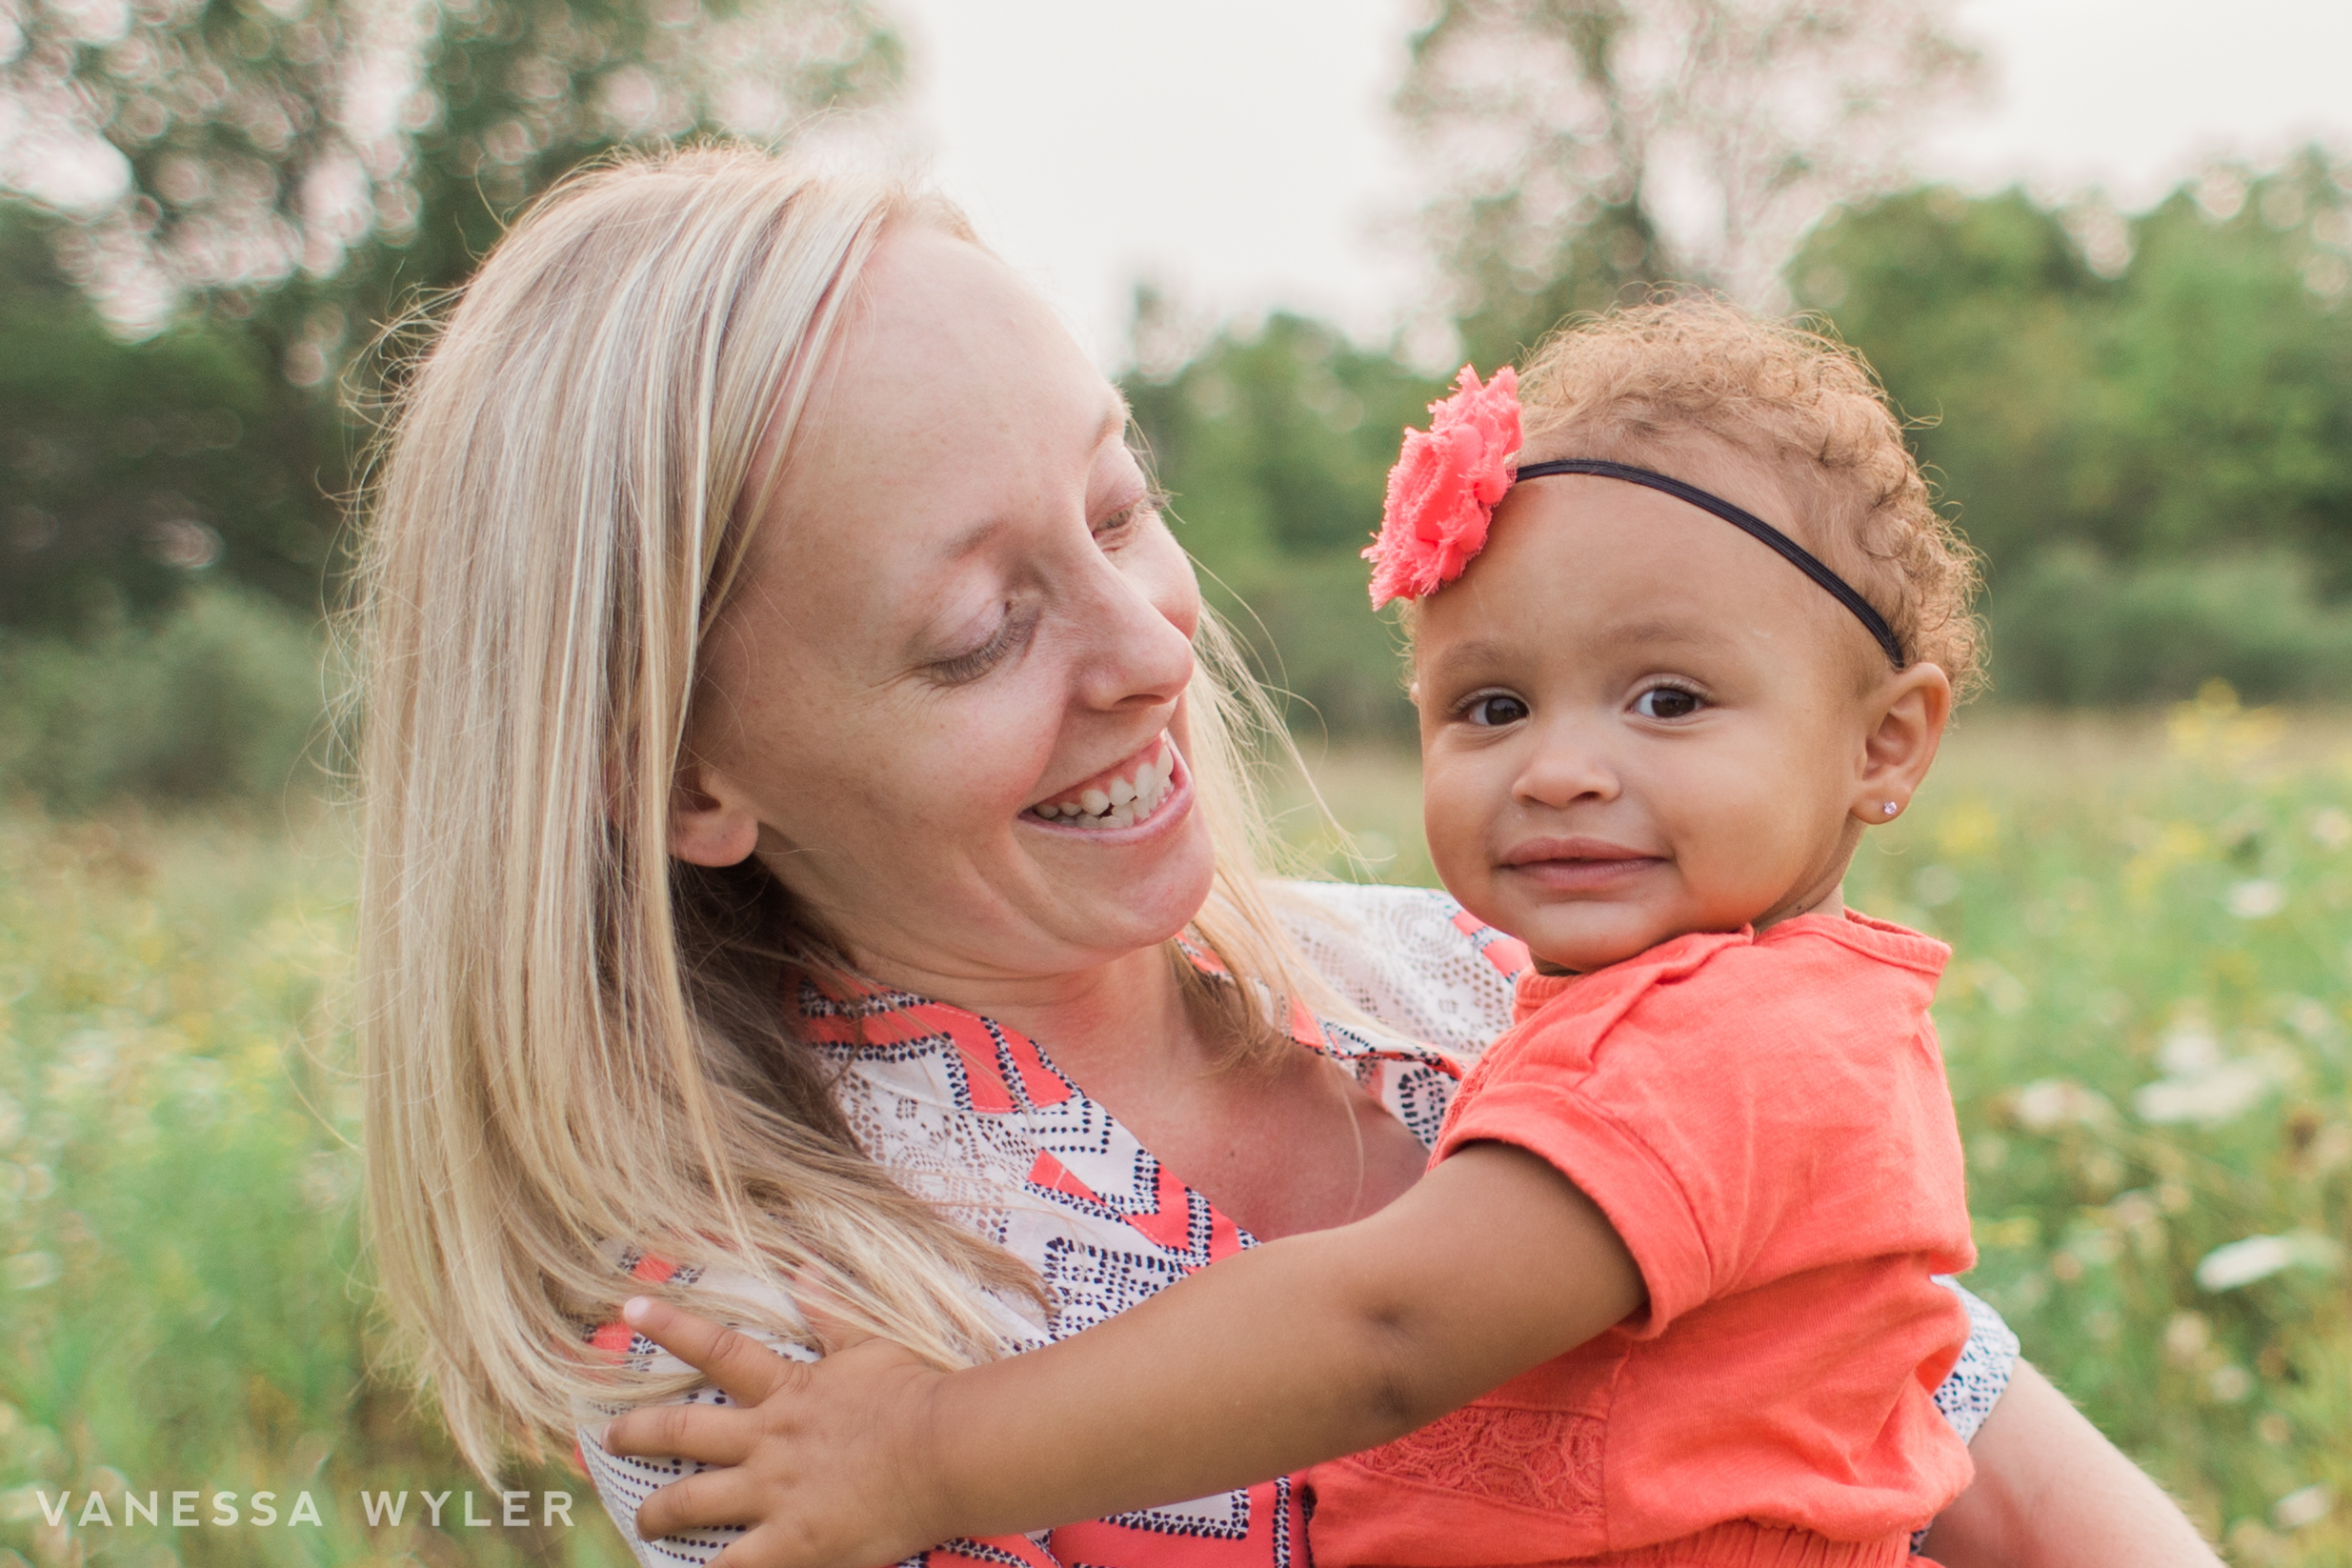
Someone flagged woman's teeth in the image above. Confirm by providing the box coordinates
[1031,745,1176,830]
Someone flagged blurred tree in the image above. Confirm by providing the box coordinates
[0,0,902,631]
[1138,147,2352,728]
[1790,149,2352,702]
[0,202,342,631]
[1397,0,1984,365]
[1124,294,1444,737]
[1786,184,2121,573]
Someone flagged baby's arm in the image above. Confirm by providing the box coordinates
[603,1141,1642,1568]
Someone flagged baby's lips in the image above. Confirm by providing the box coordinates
[1499,834,1659,868]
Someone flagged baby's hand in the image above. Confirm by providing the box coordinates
[598,1294,954,1568]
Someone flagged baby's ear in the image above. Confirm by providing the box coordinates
[1852,662,1953,824]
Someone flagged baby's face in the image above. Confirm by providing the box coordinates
[1414,437,1945,974]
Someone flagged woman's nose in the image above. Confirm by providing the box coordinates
[1073,557,1196,713]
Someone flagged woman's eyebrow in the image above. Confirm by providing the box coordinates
[1094,392,1133,451]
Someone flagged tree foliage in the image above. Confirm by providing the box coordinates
[1397,0,1982,364]
[0,203,346,631]
[1789,150,2352,700]
[1138,149,2352,723]
[1125,300,1447,738]
[0,0,902,632]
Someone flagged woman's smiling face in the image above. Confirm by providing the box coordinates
[671,225,1216,995]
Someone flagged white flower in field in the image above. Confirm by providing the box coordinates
[2205,1364,2253,1402]
[2134,1057,2276,1125]
[2,1252,58,1291]
[2226,878,2287,918]
[1911,864,1961,907]
[2274,1484,2334,1531]
[298,1149,358,1212]
[2012,1078,2114,1132]
[2157,1026,2222,1074]
[2194,1233,2343,1292]
[1965,961,2030,1015]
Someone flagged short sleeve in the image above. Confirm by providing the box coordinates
[1436,938,1965,1331]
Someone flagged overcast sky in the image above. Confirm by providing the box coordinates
[883,0,2352,366]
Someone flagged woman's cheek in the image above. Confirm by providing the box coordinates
[946,692,1066,823]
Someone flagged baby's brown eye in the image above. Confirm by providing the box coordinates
[1633,687,1701,720]
[1465,694,1530,727]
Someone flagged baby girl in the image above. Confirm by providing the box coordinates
[603,298,1988,1566]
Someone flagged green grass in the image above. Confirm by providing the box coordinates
[0,804,626,1567]
[0,686,2344,1564]
[1278,688,2350,1562]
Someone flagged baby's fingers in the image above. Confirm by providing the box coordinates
[709,1519,865,1568]
[601,1401,754,1468]
[633,1464,769,1543]
[623,1295,806,1405]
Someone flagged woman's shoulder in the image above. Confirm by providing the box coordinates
[1266,879,1529,1056]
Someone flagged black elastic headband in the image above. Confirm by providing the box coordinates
[1512,457,1906,668]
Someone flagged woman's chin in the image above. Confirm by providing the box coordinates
[1028,805,1219,953]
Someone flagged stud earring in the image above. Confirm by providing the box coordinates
[1881,801,1899,816]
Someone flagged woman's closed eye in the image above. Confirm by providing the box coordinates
[1629,683,1705,721]
[930,602,1039,686]
[1094,486,1169,544]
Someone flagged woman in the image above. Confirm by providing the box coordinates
[354,145,2219,1568]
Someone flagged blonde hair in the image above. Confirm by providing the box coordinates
[1514,296,1983,694]
[351,142,1328,1480]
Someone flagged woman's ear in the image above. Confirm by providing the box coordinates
[1852,662,1953,825]
[670,759,763,867]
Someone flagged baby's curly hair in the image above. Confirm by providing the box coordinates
[1513,295,1984,696]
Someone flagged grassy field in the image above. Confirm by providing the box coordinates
[0,689,2345,1564]
[0,810,601,1567]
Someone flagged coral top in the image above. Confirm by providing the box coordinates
[580,888,2017,1568]
[1304,910,1978,1568]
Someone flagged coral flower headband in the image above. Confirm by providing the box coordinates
[1361,366,1906,668]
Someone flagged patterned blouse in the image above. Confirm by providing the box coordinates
[577,882,2018,1568]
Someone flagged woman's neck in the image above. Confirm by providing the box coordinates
[854,940,1214,1084]
[848,937,1427,1239]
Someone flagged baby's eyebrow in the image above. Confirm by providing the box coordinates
[1595,616,1734,651]
[1420,635,1519,684]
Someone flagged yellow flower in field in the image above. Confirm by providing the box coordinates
[1973,1215,2040,1250]
[2124,820,2210,901]
[1935,799,2001,860]
[2166,679,2282,770]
